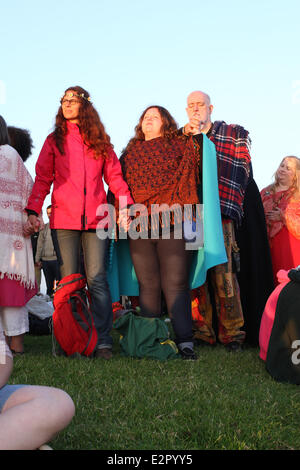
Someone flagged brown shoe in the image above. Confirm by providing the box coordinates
[95,348,113,360]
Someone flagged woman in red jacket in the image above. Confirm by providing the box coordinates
[26,86,133,359]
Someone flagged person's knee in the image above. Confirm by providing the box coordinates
[139,277,161,293]
[87,270,107,289]
[44,388,75,428]
[162,276,189,295]
[26,386,75,431]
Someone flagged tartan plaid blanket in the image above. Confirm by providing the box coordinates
[210,121,251,225]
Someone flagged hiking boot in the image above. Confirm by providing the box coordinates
[95,347,113,360]
[179,347,197,360]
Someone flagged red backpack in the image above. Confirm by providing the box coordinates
[52,274,98,357]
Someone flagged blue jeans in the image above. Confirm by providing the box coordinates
[55,230,113,349]
[0,385,27,413]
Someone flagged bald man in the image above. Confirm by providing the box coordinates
[183,91,273,350]
[185,91,213,135]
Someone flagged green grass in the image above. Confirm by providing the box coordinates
[9,331,300,450]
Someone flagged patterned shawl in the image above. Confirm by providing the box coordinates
[210,121,251,225]
[261,185,300,240]
[119,134,201,230]
[0,145,35,288]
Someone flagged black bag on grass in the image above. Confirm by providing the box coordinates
[29,313,52,336]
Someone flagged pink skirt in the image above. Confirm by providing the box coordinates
[0,277,37,307]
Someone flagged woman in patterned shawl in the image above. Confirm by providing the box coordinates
[0,116,37,354]
[117,105,206,360]
[261,156,300,285]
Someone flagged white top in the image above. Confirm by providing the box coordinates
[0,144,35,289]
[0,316,12,364]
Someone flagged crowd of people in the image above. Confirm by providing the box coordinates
[0,86,299,447]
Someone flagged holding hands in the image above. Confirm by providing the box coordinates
[118,208,132,232]
[23,214,44,237]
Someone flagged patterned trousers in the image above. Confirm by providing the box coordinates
[191,220,245,345]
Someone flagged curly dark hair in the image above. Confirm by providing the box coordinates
[53,86,112,160]
[7,126,34,162]
[0,115,10,146]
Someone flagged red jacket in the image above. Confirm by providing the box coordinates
[26,122,134,229]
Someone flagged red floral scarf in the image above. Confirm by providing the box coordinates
[121,135,201,212]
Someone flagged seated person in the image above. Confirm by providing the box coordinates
[259,266,300,385]
[0,318,75,450]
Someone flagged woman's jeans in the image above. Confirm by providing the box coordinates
[55,229,113,349]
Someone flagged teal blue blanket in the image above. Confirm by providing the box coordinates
[107,135,227,302]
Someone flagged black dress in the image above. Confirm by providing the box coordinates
[235,177,274,346]
[266,268,300,384]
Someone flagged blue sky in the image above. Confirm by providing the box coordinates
[1,0,300,214]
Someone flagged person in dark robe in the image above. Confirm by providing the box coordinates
[265,266,300,384]
[235,176,274,345]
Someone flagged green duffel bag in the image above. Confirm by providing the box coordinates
[113,312,179,360]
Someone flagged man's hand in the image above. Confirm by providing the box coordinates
[184,114,203,135]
